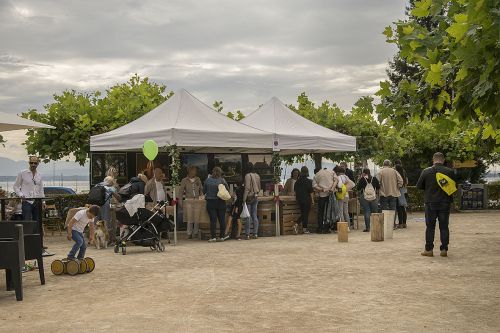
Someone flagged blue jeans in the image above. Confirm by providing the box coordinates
[379,196,397,210]
[425,202,450,251]
[245,199,259,236]
[22,200,41,222]
[206,199,226,239]
[359,197,378,230]
[68,230,87,259]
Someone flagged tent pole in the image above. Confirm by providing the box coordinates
[274,184,280,237]
[173,187,177,245]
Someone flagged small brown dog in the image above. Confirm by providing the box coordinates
[94,220,109,249]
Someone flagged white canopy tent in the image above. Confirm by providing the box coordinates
[0,112,55,132]
[240,97,356,153]
[91,89,278,245]
[90,89,274,153]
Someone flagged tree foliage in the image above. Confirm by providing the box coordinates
[289,93,394,164]
[378,0,500,155]
[23,74,172,165]
[213,100,245,120]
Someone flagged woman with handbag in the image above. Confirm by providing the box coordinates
[203,167,230,242]
[243,163,261,240]
[335,165,355,228]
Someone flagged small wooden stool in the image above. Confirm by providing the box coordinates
[370,213,384,242]
[382,210,395,240]
[337,222,348,242]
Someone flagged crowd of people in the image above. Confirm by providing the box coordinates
[284,159,408,235]
[0,152,455,258]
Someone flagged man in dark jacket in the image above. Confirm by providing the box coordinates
[416,152,455,257]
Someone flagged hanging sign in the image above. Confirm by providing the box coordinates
[272,136,280,152]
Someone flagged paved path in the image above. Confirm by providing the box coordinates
[1,212,499,332]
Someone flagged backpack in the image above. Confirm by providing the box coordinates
[335,183,347,200]
[436,171,457,196]
[363,177,377,201]
[87,184,107,206]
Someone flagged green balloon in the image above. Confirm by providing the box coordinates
[143,140,158,161]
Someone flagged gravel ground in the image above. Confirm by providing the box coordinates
[1,211,499,333]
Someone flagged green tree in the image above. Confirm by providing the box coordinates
[213,100,245,120]
[23,74,173,165]
[290,93,394,166]
[378,0,500,154]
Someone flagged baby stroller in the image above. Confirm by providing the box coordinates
[114,195,173,255]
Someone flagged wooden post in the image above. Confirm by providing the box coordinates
[382,210,394,240]
[370,213,384,242]
[337,221,348,242]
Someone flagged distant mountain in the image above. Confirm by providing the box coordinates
[0,157,89,177]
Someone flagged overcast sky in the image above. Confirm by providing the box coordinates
[0,0,406,161]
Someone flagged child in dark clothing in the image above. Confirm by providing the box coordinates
[223,184,244,240]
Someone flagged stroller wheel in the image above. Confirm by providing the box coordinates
[114,245,119,254]
[150,244,157,251]
[158,242,165,252]
[121,246,127,255]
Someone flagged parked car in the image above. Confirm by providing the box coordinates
[43,186,76,197]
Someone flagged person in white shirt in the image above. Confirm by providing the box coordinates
[335,165,354,227]
[313,168,337,233]
[13,156,45,222]
[66,205,99,260]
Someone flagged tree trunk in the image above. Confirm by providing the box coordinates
[313,153,322,172]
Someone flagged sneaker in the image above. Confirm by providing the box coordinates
[403,223,407,229]
[42,249,55,257]
[251,235,258,239]
[67,256,76,261]
[363,229,369,232]
[236,237,242,241]
[421,250,434,257]
[208,238,217,243]
[303,228,310,234]
[21,265,29,273]
[244,235,250,240]
[223,234,230,241]
[216,237,225,242]
[440,250,448,257]
[293,223,298,235]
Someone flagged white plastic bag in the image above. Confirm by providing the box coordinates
[240,203,250,219]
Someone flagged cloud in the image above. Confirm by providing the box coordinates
[0,0,406,159]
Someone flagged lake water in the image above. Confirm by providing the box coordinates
[0,180,90,194]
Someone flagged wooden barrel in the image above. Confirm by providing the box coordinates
[337,222,348,242]
[370,213,384,242]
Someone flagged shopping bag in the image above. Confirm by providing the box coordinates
[240,203,250,219]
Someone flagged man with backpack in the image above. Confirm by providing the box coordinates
[356,168,380,232]
[417,152,456,257]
